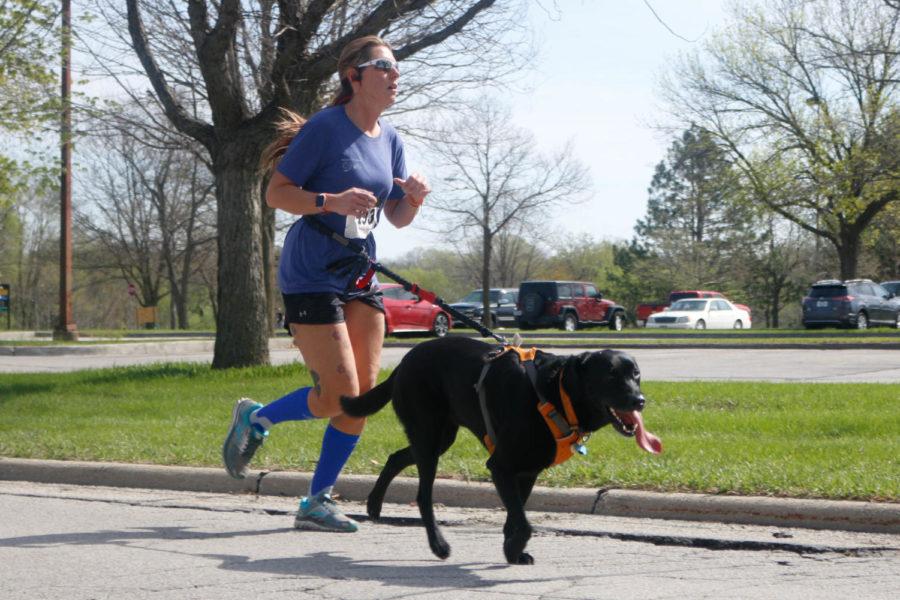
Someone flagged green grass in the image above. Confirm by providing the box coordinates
[1,363,897,502]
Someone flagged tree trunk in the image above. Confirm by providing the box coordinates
[261,183,276,337]
[481,230,493,328]
[177,274,190,329]
[164,261,185,329]
[837,228,861,280]
[211,145,269,368]
[770,284,781,328]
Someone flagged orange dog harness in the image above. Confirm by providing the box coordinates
[476,346,588,466]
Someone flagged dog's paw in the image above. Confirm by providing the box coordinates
[504,548,534,565]
[366,497,382,520]
[503,527,533,564]
[513,552,534,565]
[429,535,451,560]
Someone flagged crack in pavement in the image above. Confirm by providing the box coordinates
[533,525,898,557]
[3,489,896,559]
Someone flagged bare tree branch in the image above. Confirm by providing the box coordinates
[125,0,215,147]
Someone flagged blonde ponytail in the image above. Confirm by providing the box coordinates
[260,109,307,174]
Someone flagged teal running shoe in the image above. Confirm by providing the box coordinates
[222,398,267,479]
[294,491,359,533]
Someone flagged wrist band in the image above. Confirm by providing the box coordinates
[315,193,330,213]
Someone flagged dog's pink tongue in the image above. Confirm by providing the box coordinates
[620,410,663,454]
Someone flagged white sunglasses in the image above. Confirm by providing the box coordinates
[356,58,400,73]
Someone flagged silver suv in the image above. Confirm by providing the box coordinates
[801,279,900,329]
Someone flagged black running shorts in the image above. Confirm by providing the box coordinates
[282,288,385,332]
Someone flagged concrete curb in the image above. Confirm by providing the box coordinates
[0,340,216,356]
[1,458,897,534]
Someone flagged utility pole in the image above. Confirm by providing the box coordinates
[54,0,78,341]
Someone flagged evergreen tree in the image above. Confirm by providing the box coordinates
[634,126,757,289]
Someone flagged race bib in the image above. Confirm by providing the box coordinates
[343,207,378,239]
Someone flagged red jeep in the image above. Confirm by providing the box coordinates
[515,280,626,331]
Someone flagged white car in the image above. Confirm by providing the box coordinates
[645,298,751,330]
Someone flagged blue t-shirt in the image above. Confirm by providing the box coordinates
[276,106,407,294]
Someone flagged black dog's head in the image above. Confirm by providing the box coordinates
[565,349,662,454]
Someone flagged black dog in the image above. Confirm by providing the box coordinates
[340,336,661,564]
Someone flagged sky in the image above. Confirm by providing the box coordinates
[375,0,731,259]
[60,1,732,261]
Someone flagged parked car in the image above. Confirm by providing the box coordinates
[645,298,751,329]
[881,280,900,297]
[472,289,519,326]
[635,290,751,326]
[801,279,900,329]
[449,288,518,327]
[381,283,452,337]
[515,280,626,331]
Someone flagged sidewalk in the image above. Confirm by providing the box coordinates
[1,457,897,534]
[3,331,900,354]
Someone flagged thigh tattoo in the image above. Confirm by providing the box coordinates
[310,370,322,396]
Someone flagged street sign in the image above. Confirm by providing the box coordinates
[136,306,157,328]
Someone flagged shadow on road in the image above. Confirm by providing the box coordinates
[0,525,286,548]
[202,550,541,589]
[0,525,547,589]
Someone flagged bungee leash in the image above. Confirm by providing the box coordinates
[303,215,509,345]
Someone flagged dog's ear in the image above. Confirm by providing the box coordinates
[562,352,592,395]
[574,351,595,373]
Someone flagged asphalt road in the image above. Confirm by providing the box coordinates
[2,481,897,600]
[2,339,900,382]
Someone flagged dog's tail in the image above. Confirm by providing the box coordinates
[340,371,396,417]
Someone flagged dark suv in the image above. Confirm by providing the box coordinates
[515,280,626,331]
[471,289,519,326]
[801,279,900,329]
[449,288,518,327]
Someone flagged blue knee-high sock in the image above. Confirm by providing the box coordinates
[252,386,317,429]
[310,424,360,497]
